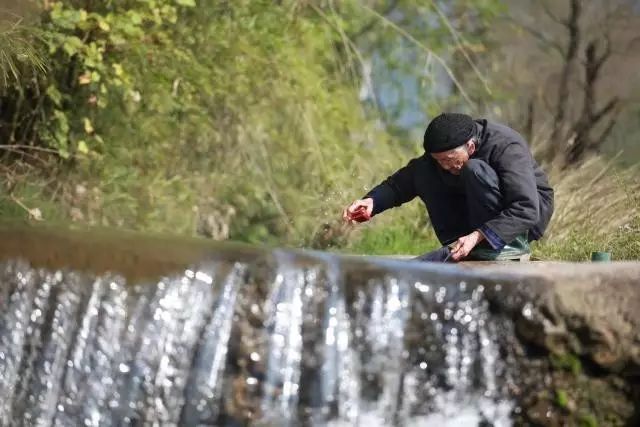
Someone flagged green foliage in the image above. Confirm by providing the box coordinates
[345,201,440,255]
[550,352,582,376]
[578,412,598,427]
[1,0,409,246]
[555,389,569,410]
[38,0,193,157]
[0,0,194,159]
[87,0,405,241]
[0,179,66,223]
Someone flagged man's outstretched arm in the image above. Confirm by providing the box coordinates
[363,157,420,216]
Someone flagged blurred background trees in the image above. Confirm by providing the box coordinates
[0,0,638,260]
[492,0,640,166]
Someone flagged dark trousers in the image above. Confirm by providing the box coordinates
[415,159,502,262]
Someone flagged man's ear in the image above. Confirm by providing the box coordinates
[467,140,476,156]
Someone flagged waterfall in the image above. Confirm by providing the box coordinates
[0,247,514,426]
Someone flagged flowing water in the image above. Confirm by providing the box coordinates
[0,238,520,426]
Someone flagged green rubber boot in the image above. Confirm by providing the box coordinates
[467,233,531,261]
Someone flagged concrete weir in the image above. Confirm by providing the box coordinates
[0,224,639,426]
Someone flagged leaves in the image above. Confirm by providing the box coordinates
[83,117,94,134]
[46,85,63,106]
[77,140,89,154]
[112,63,124,77]
[20,0,191,158]
[78,72,91,85]
[97,19,111,32]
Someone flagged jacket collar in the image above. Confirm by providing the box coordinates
[474,119,489,147]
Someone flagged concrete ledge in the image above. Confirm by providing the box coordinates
[2,223,639,375]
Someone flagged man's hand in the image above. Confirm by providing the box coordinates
[342,198,374,224]
[450,230,485,261]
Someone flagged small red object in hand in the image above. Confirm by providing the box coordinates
[349,206,371,222]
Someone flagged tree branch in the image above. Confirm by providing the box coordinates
[428,0,492,95]
[593,35,611,74]
[563,0,581,35]
[592,97,618,124]
[9,193,43,221]
[358,3,475,107]
[547,0,582,161]
[0,144,60,154]
[593,115,618,149]
[538,0,564,25]
[506,16,564,56]
[348,0,399,40]
[311,3,382,113]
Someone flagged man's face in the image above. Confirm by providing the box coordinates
[430,140,475,175]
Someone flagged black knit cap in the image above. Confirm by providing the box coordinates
[423,113,475,153]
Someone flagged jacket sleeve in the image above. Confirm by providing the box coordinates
[364,158,419,216]
[481,142,540,248]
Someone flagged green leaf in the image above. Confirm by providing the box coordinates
[555,389,569,409]
[46,86,63,106]
[83,117,94,134]
[176,0,196,6]
[77,140,89,154]
[62,36,84,56]
[112,63,124,77]
[50,4,75,30]
[98,19,111,32]
[127,11,143,25]
[53,110,70,134]
[578,413,598,427]
[109,34,127,46]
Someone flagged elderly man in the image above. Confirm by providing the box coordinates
[343,113,554,262]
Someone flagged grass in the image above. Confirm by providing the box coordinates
[4,152,638,263]
[533,156,640,261]
[343,200,440,256]
[346,222,440,256]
